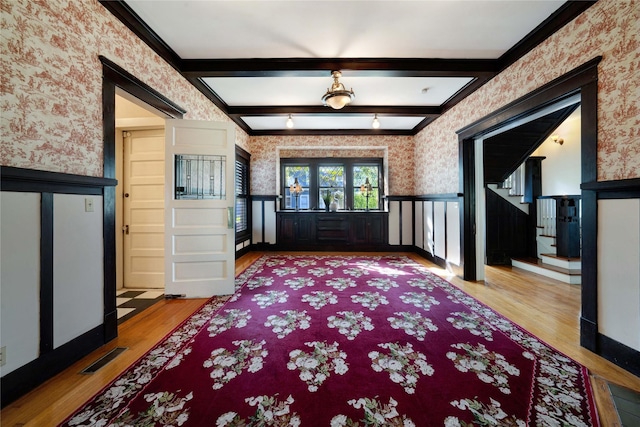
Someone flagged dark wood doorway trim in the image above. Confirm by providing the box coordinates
[456,56,601,351]
[100,56,185,341]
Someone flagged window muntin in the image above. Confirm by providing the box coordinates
[280,158,383,210]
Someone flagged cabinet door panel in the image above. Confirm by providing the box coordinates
[296,216,315,242]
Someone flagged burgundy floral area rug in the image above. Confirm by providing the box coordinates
[62,255,599,426]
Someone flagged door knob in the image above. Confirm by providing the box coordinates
[123,225,129,235]
[124,193,130,198]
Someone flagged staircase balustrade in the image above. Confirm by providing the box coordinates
[536,196,582,256]
[537,198,557,237]
[501,163,526,198]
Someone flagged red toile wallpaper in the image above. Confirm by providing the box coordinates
[1,0,637,193]
[249,135,415,195]
[0,0,247,177]
[414,0,640,194]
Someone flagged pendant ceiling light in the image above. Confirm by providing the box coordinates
[321,71,355,109]
[286,114,294,129]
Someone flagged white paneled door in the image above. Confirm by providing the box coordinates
[123,129,165,288]
[164,120,236,297]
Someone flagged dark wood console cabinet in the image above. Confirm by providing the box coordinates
[277,211,389,251]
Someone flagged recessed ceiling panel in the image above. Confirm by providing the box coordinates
[242,115,424,131]
[115,0,577,134]
[126,1,565,59]
[203,76,473,107]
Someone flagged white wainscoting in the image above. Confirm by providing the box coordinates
[401,200,413,245]
[388,197,461,270]
[414,201,424,249]
[597,199,640,352]
[424,201,434,256]
[53,194,104,349]
[388,201,401,245]
[252,199,277,245]
[434,202,446,259]
[446,202,461,266]
[0,192,41,375]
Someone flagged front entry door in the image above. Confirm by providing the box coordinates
[164,120,236,298]
[123,128,165,288]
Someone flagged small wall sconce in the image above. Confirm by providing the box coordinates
[551,135,564,145]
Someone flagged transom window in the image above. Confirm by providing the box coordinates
[281,158,383,211]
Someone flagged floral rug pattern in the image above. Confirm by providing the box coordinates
[61,255,599,426]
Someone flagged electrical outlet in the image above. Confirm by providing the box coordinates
[85,197,94,212]
[0,346,6,367]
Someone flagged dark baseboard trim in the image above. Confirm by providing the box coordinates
[247,243,453,269]
[251,195,280,201]
[235,245,252,259]
[104,309,118,342]
[252,242,278,250]
[385,245,416,253]
[580,316,598,352]
[1,324,104,408]
[271,244,397,252]
[414,247,448,270]
[597,333,640,378]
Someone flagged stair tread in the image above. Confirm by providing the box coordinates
[540,253,581,262]
[512,257,581,275]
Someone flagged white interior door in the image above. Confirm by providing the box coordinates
[164,120,236,298]
[123,129,165,288]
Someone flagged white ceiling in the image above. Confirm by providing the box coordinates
[126,1,565,60]
[121,0,569,133]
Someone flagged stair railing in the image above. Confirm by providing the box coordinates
[536,196,582,239]
[501,163,526,198]
[537,197,556,237]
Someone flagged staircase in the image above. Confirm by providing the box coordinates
[486,162,529,215]
[487,155,583,285]
[511,198,582,285]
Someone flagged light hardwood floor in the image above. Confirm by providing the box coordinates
[2,251,639,426]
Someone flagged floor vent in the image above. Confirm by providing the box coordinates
[608,382,640,426]
[81,347,127,374]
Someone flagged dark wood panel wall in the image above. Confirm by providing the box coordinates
[485,189,530,265]
[262,194,463,278]
[275,211,389,251]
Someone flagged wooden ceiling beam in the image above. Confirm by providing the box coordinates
[181,58,499,78]
[226,105,442,116]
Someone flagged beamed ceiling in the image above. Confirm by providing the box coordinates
[100,1,596,136]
